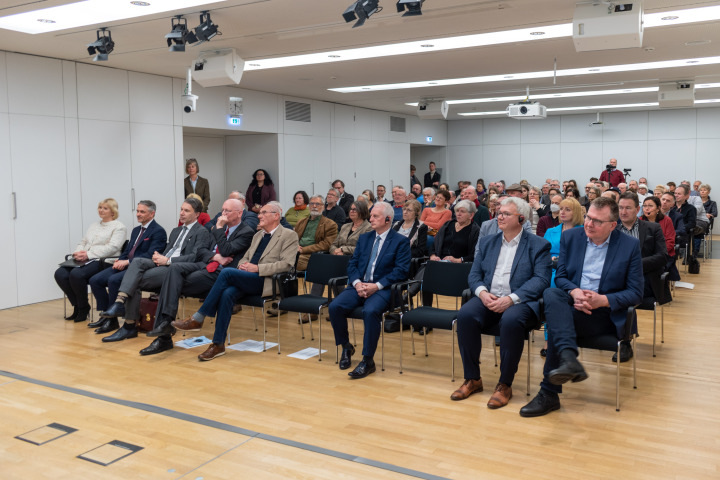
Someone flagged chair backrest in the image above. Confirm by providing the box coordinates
[304,253,351,285]
[421,261,472,298]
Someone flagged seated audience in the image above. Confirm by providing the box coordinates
[544,197,584,287]
[361,189,376,209]
[206,192,259,231]
[392,199,428,258]
[422,187,435,209]
[181,194,211,226]
[527,186,548,234]
[246,169,277,214]
[451,197,551,408]
[654,185,666,197]
[642,196,676,259]
[296,195,339,273]
[285,190,310,228]
[421,189,452,233]
[333,179,355,216]
[330,200,372,256]
[699,184,717,229]
[55,198,127,323]
[178,201,299,361]
[391,186,407,221]
[431,200,480,265]
[323,188,347,228]
[460,186,490,227]
[521,197,643,418]
[375,184,388,203]
[535,194,562,238]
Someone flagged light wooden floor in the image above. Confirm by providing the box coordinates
[1,256,719,479]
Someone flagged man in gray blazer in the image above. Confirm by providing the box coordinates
[97,198,211,348]
[450,197,551,409]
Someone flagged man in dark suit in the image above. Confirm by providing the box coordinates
[521,197,643,417]
[174,201,300,361]
[205,191,259,231]
[333,179,355,216]
[329,201,411,379]
[615,192,667,362]
[97,198,211,352]
[451,197,551,408]
[88,200,166,324]
[103,198,255,347]
[424,161,441,188]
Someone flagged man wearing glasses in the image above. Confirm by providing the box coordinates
[521,197,643,417]
[451,197,551,409]
[177,201,299,361]
[295,195,338,273]
[323,188,347,228]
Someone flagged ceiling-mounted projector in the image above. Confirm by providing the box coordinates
[417,101,448,119]
[573,1,643,52]
[507,102,546,120]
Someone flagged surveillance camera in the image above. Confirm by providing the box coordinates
[182,94,198,113]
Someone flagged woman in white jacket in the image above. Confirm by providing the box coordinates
[54,198,126,323]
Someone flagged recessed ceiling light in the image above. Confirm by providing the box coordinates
[421,44,434,48]
[589,68,600,72]
[530,32,545,35]
[330,56,720,93]
[661,15,679,21]
[428,82,438,85]
[37,19,55,23]
[0,0,228,34]
[249,63,260,67]
[329,55,341,58]
[684,40,711,46]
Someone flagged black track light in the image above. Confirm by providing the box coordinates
[87,28,114,61]
[342,0,381,28]
[396,0,424,17]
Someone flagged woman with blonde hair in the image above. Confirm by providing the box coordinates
[543,197,584,286]
[54,198,127,323]
[183,158,211,212]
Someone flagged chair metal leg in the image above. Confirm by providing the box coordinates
[261,300,268,352]
[411,326,416,355]
[64,294,67,317]
[399,314,404,374]
[317,306,323,362]
[423,328,428,357]
[652,302,657,357]
[277,308,282,354]
[451,320,456,382]
[381,314,385,372]
[351,317,357,346]
[526,336,531,395]
[492,339,498,367]
[632,335,637,390]
[661,305,665,343]
[298,312,305,340]
[616,340,621,412]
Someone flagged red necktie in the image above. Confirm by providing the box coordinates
[128,227,146,261]
[206,228,230,272]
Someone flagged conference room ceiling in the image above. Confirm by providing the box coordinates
[1,0,719,119]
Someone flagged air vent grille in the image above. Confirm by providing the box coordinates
[390,116,406,132]
[285,101,311,122]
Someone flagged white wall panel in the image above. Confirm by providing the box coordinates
[129,72,173,126]
[602,111,648,142]
[408,116,447,146]
[560,114,605,143]
[483,144,520,182]
[521,143,561,186]
[696,139,720,188]
[448,119,482,146]
[354,108,373,140]
[182,135,225,215]
[10,114,69,305]
[521,116,561,144]
[387,142,410,190]
[602,141,648,181]
[76,64,129,122]
[483,118,521,145]
[0,113,17,309]
[131,123,177,229]
[311,101,332,138]
[64,118,83,243]
[333,104,355,139]
[62,61,77,118]
[78,119,132,230]
[697,108,720,139]
[647,139,697,185]
[447,145,483,187]
[371,111,389,142]
[370,141,390,194]
[6,53,64,117]
[649,109,696,140]
[560,142,604,185]
[282,134,331,205]
[332,137,356,193]
[0,52,7,113]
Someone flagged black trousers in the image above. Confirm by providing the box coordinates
[154,262,218,321]
[54,261,105,309]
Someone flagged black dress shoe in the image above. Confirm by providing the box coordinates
[87,317,107,328]
[64,307,78,321]
[74,307,91,323]
[146,320,176,338]
[520,389,561,417]
[339,344,355,370]
[139,336,174,356]
[348,360,376,379]
[101,302,125,318]
[417,327,433,336]
[548,349,588,385]
[95,317,119,334]
[612,342,633,363]
[102,323,138,342]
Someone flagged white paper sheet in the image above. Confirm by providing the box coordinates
[174,336,212,349]
[227,339,277,352]
[287,347,326,360]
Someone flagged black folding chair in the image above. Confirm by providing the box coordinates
[637,271,672,357]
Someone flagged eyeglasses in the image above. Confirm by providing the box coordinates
[585,214,612,227]
[349,207,357,212]
[258,210,278,216]
[497,211,519,218]
[308,202,323,206]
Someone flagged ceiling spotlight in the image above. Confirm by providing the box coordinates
[343,0,381,28]
[396,0,424,17]
[194,11,220,44]
[87,28,114,61]
[165,15,197,52]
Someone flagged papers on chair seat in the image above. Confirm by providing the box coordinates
[674,281,694,289]
[287,347,326,360]
[175,336,212,348]
[227,339,277,352]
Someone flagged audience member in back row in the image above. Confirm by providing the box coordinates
[181,194,211,226]
[421,189,452,232]
[535,194,562,238]
[88,200,166,323]
[451,197,551,409]
[330,200,372,257]
[424,161,441,188]
[246,169,277,214]
[544,197,584,287]
[698,184,717,226]
[183,158,211,213]
[323,188,347,228]
[431,200,480,265]
[206,192,259,232]
[285,190,310,228]
[55,198,127,323]
[527,185,548,234]
[672,185,698,257]
[296,195,339,274]
[392,199,428,258]
[333,179,355,216]
[641,196,676,259]
[391,186,407,221]
[521,197,643,418]
[460,186,490,228]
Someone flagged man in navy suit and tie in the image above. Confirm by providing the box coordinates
[329,202,411,379]
[451,197,551,408]
[88,200,166,326]
[521,197,643,417]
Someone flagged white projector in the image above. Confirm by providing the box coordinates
[658,82,695,108]
[193,49,244,88]
[417,101,448,119]
[573,1,643,52]
[507,103,547,120]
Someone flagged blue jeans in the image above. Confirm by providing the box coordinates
[198,268,264,345]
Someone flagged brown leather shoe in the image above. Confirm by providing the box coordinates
[487,383,512,409]
[198,343,225,361]
[171,317,203,332]
[450,378,483,401]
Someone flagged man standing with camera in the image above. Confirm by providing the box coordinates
[600,158,625,188]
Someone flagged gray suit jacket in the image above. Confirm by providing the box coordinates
[164,222,211,264]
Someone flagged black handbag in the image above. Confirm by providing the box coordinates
[688,257,700,275]
[276,269,298,298]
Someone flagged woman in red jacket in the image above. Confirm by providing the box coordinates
[642,196,676,257]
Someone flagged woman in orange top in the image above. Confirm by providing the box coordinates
[420,189,452,232]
